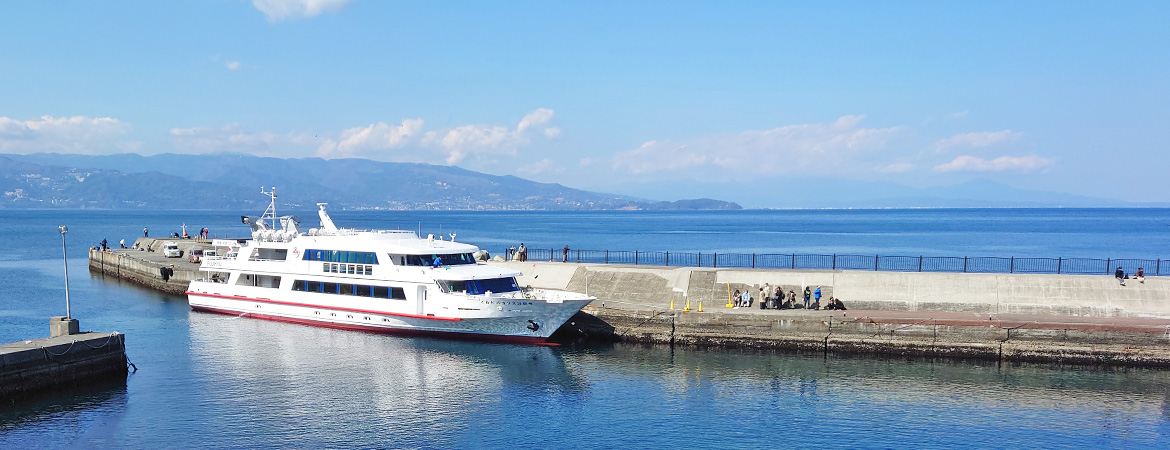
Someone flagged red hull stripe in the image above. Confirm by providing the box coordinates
[185,291,462,322]
[190,305,551,345]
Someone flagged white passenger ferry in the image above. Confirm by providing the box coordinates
[186,188,594,344]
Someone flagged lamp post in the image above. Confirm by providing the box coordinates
[59,225,71,318]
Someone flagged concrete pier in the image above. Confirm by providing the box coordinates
[1,318,128,402]
[515,262,1170,367]
[89,238,207,295]
[87,244,1170,367]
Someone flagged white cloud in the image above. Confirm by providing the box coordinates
[0,115,139,154]
[945,111,969,120]
[934,130,1021,152]
[518,158,563,175]
[611,115,902,176]
[874,162,914,173]
[252,0,350,22]
[318,119,424,158]
[517,108,554,133]
[543,127,562,138]
[170,123,319,156]
[933,155,1051,173]
[225,61,242,71]
[422,108,560,165]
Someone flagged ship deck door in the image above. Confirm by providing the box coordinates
[416,285,426,315]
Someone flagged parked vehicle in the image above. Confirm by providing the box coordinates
[163,241,181,258]
[188,248,204,263]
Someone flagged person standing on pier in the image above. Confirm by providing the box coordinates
[518,243,527,261]
[563,245,569,262]
[814,286,822,305]
[144,227,148,237]
[803,286,811,309]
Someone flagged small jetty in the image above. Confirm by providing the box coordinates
[1,317,128,402]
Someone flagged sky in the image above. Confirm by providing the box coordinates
[1,1,1167,207]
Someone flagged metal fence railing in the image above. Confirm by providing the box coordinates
[506,248,1165,277]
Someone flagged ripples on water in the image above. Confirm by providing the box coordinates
[2,210,1170,448]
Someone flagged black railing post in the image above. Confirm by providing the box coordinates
[874,255,879,271]
[1158,259,1162,276]
[1106,258,1111,275]
[833,254,837,269]
[698,252,701,267]
[1057,257,1062,274]
[666,251,670,266]
[714,253,718,268]
[1010,257,1014,273]
[752,253,756,268]
[605,250,609,264]
[576,249,580,263]
[791,254,795,269]
[635,251,639,265]
[964,256,968,273]
[918,256,923,272]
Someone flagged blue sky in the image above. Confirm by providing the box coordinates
[1,1,1167,206]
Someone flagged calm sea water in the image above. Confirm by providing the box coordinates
[2,209,1169,448]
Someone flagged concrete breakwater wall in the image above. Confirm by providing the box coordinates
[89,240,203,295]
[496,261,1170,318]
[557,307,1170,367]
[505,261,1170,366]
[1,331,128,401]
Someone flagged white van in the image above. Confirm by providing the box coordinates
[163,241,181,258]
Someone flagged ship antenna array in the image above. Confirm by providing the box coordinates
[260,186,278,230]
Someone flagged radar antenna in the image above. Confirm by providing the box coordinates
[260,186,278,230]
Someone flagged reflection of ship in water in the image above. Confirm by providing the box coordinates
[187,311,587,429]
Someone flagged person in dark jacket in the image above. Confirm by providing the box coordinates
[1115,266,1126,286]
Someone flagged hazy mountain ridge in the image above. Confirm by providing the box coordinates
[0,153,743,210]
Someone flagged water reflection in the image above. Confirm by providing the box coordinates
[186,310,586,447]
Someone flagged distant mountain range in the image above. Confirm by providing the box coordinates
[0,153,742,210]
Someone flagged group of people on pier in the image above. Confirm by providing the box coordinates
[731,284,846,311]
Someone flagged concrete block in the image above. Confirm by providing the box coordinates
[50,316,79,337]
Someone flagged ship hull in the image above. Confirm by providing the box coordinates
[187,290,590,344]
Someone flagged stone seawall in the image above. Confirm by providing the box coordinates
[495,261,1170,318]
[89,245,200,295]
[555,307,1170,367]
[0,332,128,401]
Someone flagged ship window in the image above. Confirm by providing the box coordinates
[347,264,356,275]
[365,266,373,275]
[437,277,520,294]
[331,263,339,273]
[355,284,371,297]
[307,281,321,292]
[339,284,353,295]
[373,286,388,298]
[390,287,406,299]
[323,282,338,294]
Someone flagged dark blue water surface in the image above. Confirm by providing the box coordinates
[2,209,1170,448]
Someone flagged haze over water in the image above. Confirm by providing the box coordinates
[2,209,1169,448]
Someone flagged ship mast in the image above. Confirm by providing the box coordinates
[260,186,277,230]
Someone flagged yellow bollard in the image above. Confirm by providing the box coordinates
[670,296,675,310]
[698,301,703,312]
[725,282,734,308]
[683,298,691,312]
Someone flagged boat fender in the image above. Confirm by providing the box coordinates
[527,320,540,332]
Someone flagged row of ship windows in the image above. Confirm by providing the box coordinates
[323,263,374,275]
[292,280,407,300]
[300,248,477,267]
[303,249,379,264]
